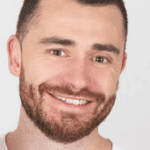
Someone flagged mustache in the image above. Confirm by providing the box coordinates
[39,82,105,102]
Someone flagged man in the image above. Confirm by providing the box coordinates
[0,0,128,149]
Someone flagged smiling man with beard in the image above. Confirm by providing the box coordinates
[1,0,128,150]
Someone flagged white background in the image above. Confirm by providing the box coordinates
[0,0,150,150]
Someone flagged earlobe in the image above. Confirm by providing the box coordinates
[7,35,21,77]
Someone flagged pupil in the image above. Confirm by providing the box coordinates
[96,57,103,62]
[54,50,60,55]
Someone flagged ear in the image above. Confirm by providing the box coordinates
[117,52,127,91]
[120,52,127,74]
[7,35,21,77]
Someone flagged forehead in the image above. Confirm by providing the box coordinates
[39,0,124,25]
[25,0,125,51]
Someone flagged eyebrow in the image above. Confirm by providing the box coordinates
[39,36,75,46]
[92,43,120,55]
[39,36,120,55]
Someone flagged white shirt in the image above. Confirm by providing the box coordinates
[0,134,8,150]
[0,133,127,150]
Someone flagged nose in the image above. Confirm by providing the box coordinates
[62,59,90,92]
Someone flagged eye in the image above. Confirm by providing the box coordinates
[50,49,66,56]
[93,56,108,64]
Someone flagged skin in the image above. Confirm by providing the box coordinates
[6,0,127,150]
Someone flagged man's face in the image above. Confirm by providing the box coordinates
[19,0,126,144]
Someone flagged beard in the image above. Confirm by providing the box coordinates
[19,66,117,144]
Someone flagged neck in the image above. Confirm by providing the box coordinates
[6,105,112,150]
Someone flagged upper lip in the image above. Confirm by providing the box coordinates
[49,92,93,102]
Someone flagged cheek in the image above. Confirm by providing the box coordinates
[90,67,119,96]
[22,54,68,85]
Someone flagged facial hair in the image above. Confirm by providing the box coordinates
[19,66,116,144]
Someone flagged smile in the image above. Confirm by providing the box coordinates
[49,93,91,106]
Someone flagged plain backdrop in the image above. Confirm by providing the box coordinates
[0,0,150,150]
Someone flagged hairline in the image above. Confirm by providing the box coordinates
[16,1,42,46]
[17,1,127,48]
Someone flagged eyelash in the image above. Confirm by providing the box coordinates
[93,55,110,64]
[49,49,110,64]
[49,49,66,56]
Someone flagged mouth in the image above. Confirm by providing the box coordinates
[49,93,92,106]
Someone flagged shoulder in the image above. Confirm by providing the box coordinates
[0,134,8,150]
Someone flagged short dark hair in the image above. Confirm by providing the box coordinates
[16,0,41,45]
[16,0,128,45]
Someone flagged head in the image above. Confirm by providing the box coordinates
[7,0,127,144]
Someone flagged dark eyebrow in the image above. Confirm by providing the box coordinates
[92,43,120,55]
[39,36,75,46]
[39,36,120,55]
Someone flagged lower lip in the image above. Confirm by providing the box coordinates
[44,92,93,110]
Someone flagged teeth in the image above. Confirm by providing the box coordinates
[80,100,88,105]
[55,96,88,105]
[57,96,66,101]
[66,99,73,104]
[72,100,80,105]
